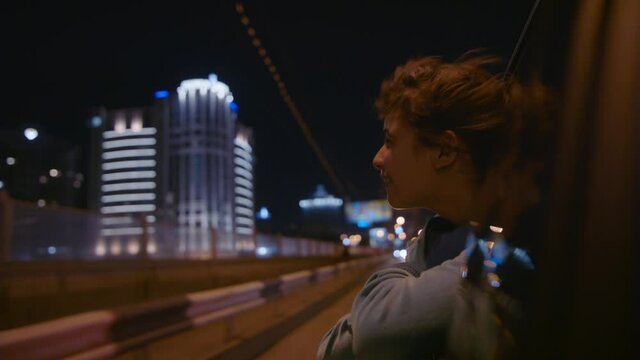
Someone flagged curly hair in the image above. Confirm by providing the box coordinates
[374,51,508,180]
[504,78,558,171]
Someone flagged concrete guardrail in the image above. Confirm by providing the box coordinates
[0,255,389,360]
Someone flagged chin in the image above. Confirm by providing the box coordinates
[386,195,412,210]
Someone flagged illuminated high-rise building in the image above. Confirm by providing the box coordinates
[89,74,249,258]
[88,107,163,257]
[159,74,238,256]
[233,123,255,252]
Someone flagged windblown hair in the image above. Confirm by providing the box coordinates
[504,77,558,171]
[375,50,508,180]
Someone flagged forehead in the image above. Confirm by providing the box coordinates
[383,112,410,133]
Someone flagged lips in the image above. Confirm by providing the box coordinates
[380,172,392,185]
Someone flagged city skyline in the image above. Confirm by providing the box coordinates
[88,73,254,257]
[2,1,535,230]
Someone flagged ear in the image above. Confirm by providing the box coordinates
[430,130,460,170]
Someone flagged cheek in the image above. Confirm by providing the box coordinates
[409,160,432,191]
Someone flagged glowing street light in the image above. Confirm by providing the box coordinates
[24,128,39,141]
[90,116,103,128]
[257,206,271,220]
[396,216,405,225]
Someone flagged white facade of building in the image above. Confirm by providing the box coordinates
[233,124,255,252]
[91,74,251,258]
[167,74,237,256]
[95,108,159,257]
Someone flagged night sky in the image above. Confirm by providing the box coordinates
[2,0,534,229]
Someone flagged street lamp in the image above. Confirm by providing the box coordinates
[24,128,39,141]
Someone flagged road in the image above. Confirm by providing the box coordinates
[256,278,362,359]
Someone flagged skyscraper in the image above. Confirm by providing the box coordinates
[90,74,250,258]
[89,106,162,257]
[161,75,237,256]
[233,123,255,253]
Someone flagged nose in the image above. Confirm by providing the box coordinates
[372,146,384,171]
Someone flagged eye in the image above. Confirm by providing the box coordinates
[384,135,392,146]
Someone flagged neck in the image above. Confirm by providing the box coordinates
[431,173,499,228]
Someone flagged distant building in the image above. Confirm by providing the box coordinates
[89,74,250,258]
[233,123,256,252]
[88,106,164,257]
[298,184,344,240]
[343,199,393,248]
[159,75,238,257]
[0,127,85,208]
[342,199,427,248]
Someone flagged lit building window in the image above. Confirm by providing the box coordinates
[101,193,156,203]
[131,115,143,131]
[102,149,156,160]
[102,159,156,171]
[100,217,133,225]
[101,182,156,193]
[114,117,126,132]
[102,138,156,150]
[235,197,253,208]
[102,171,156,182]
[103,128,157,139]
[234,167,253,180]
[100,204,156,214]
[95,239,107,256]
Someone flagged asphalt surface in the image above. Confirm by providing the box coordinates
[256,280,361,360]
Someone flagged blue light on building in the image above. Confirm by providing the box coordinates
[154,90,170,99]
[357,220,371,228]
[230,102,239,112]
[257,206,271,220]
[90,116,102,128]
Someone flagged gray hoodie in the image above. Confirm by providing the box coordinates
[318,215,471,359]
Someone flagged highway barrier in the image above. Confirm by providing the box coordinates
[0,255,390,359]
